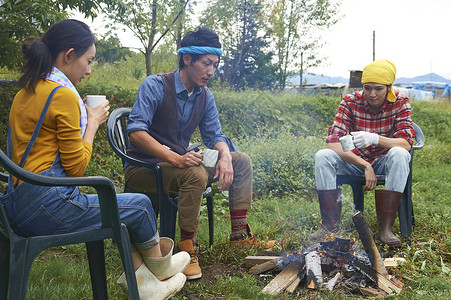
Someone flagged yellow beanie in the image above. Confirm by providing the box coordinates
[361,59,397,102]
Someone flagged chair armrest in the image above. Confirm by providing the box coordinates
[120,154,165,199]
[0,150,120,228]
[0,171,7,183]
[117,152,161,172]
[187,142,202,152]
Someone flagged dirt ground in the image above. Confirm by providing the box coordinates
[179,250,248,299]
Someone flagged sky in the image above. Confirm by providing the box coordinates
[75,0,451,80]
[308,0,451,79]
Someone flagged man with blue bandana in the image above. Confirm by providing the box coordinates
[124,27,275,280]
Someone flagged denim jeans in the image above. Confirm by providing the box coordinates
[2,154,159,252]
[314,147,411,193]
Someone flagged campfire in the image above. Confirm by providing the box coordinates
[245,212,405,297]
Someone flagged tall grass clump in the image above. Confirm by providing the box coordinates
[238,130,323,197]
[213,88,339,138]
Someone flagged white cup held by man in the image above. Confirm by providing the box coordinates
[86,95,106,108]
[339,135,355,152]
[202,149,219,167]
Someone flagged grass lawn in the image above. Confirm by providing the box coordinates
[1,88,450,299]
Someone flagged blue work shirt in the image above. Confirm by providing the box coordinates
[127,69,238,152]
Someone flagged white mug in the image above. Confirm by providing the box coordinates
[339,135,355,152]
[202,149,219,167]
[86,95,106,108]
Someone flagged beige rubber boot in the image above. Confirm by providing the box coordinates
[143,237,190,281]
[117,263,186,300]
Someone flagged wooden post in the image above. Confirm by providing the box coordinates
[352,211,387,275]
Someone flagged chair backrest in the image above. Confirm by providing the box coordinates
[107,107,132,169]
[412,122,424,150]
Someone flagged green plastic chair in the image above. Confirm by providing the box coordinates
[336,122,425,237]
[0,149,139,300]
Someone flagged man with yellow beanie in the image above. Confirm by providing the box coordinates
[312,59,416,247]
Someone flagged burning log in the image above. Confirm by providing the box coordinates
[376,273,402,294]
[351,212,403,294]
[383,257,406,269]
[305,251,323,289]
[323,272,341,291]
[244,255,280,268]
[285,264,306,293]
[258,250,285,256]
[250,226,404,296]
[285,277,301,293]
[261,261,302,295]
[352,211,387,276]
[249,259,279,275]
[341,251,402,294]
[360,287,387,297]
[340,252,378,283]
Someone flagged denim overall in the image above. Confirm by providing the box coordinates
[2,86,159,250]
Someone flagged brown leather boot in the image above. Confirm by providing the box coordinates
[177,240,202,280]
[310,189,342,241]
[375,189,402,247]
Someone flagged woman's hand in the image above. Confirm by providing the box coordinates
[82,99,110,145]
[83,99,110,129]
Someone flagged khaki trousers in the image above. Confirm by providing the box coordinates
[124,152,253,232]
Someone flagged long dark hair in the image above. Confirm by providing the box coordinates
[19,19,96,93]
[178,27,222,69]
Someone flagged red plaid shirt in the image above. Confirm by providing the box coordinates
[326,91,416,164]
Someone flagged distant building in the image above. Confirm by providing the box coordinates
[348,70,362,89]
[410,81,450,100]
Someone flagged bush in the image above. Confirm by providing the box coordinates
[238,130,324,197]
[0,85,20,151]
[214,88,339,138]
[411,101,451,143]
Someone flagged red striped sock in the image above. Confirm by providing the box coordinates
[230,210,248,239]
[180,229,195,243]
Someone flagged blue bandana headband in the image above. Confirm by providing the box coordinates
[177,46,223,56]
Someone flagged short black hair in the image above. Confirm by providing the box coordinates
[178,27,222,69]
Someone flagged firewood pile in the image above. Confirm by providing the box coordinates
[245,212,406,297]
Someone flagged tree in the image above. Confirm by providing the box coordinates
[263,0,341,89]
[0,0,114,69]
[95,32,134,64]
[103,0,191,76]
[200,0,278,90]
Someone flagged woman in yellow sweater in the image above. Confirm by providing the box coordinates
[4,19,188,299]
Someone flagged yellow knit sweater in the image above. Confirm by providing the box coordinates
[9,80,92,179]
